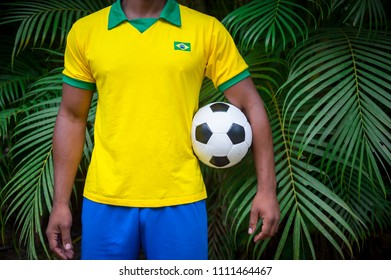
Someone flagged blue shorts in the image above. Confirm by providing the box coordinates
[81,198,208,260]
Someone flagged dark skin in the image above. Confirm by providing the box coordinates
[224,78,280,242]
[46,0,280,260]
[46,84,93,259]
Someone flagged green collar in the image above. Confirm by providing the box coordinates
[108,0,181,30]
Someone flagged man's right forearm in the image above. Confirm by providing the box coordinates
[52,112,87,206]
[47,84,92,259]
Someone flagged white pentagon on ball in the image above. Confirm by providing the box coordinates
[191,102,252,168]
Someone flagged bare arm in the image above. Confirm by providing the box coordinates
[46,83,93,259]
[224,77,280,242]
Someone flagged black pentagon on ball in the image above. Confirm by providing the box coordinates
[210,102,230,112]
[227,123,245,144]
[210,156,230,167]
[195,123,213,144]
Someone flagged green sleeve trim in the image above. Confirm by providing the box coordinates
[218,69,251,92]
[62,75,96,91]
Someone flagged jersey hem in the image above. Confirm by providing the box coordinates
[83,191,208,208]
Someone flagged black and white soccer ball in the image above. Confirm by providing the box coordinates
[191,102,252,168]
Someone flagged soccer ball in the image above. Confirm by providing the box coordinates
[191,102,252,168]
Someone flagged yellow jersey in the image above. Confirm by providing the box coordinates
[63,0,250,207]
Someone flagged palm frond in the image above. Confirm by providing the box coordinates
[309,0,334,20]
[285,28,391,196]
[0,49,63,137]
[0,0,113,59]
[24,68,63,101]
[2,98,60,259]
[332,0,387,33]
[0,51,44,109]
[0,108,23,138]
[222,0,316,51]
[0,74,27,109]
[207,183,237,260]
[276,115,363,260]
[337,172,391,235]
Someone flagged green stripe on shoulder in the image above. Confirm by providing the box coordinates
[218,69,251,92]
[63,75,96,91]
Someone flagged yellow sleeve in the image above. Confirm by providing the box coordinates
[62,24,96,89]
[204,18,249,90]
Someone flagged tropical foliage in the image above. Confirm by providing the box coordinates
[0,0,390,260]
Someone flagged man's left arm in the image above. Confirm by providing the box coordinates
[223,77,280,242]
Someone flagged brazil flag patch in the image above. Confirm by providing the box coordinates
[174,41,191,51]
